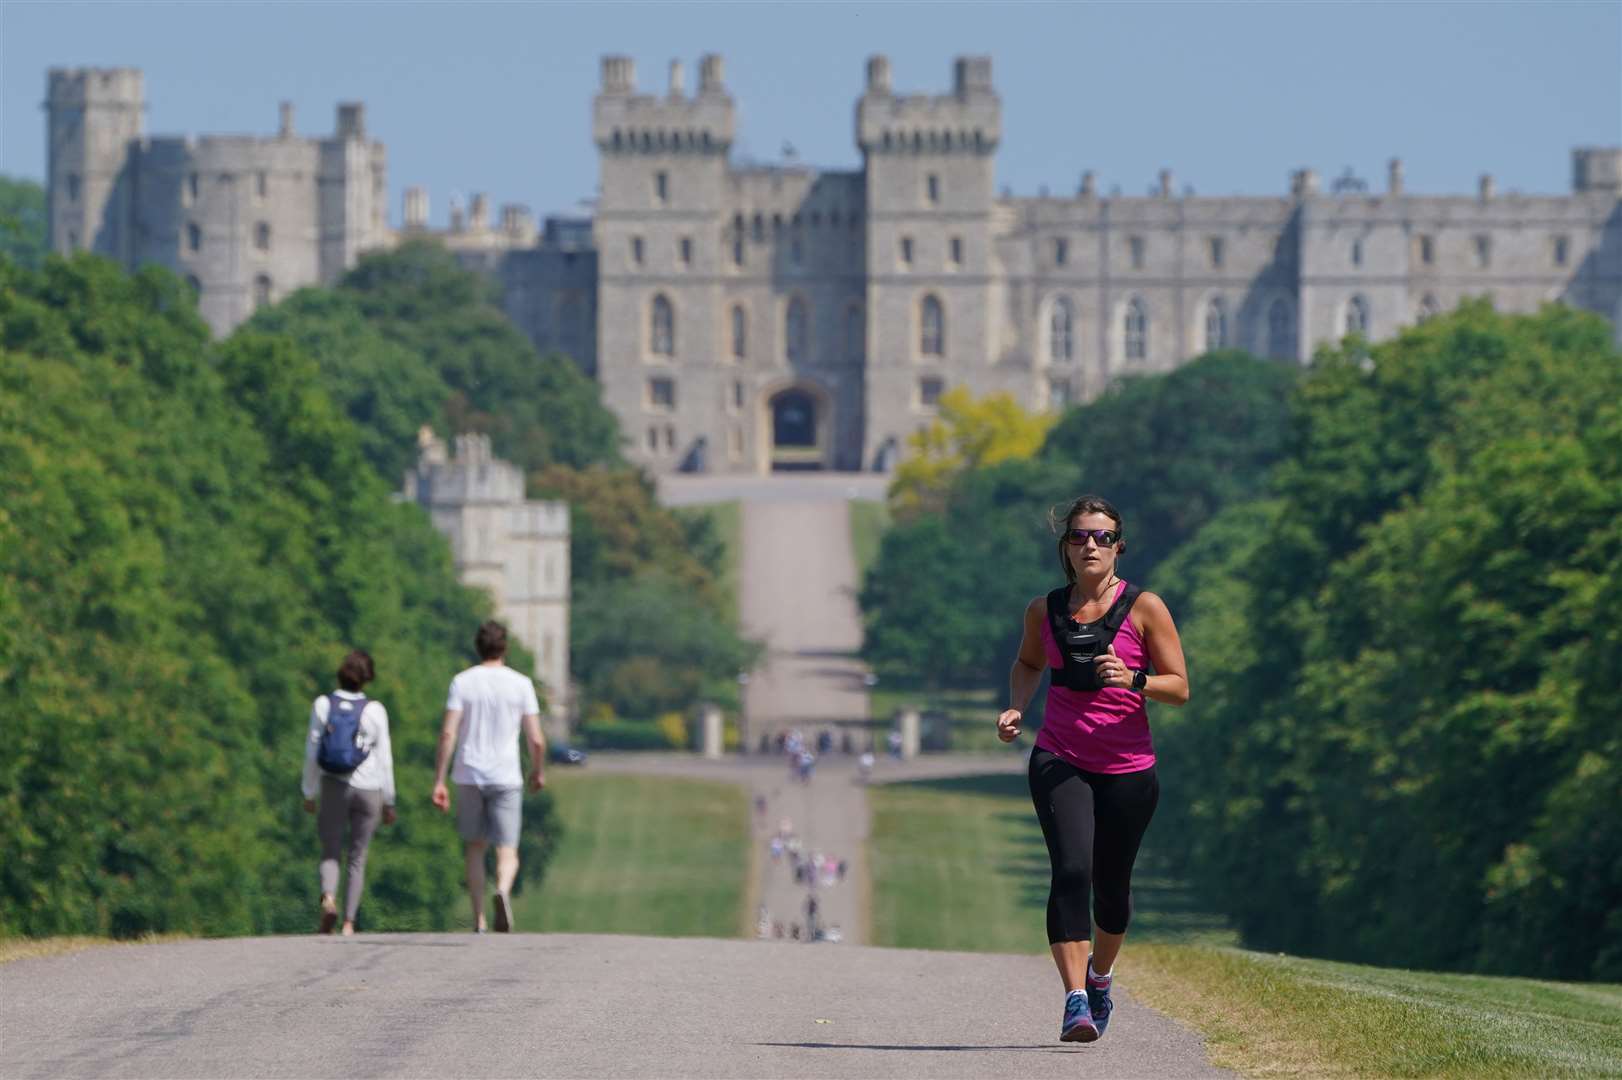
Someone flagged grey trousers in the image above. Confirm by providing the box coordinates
[318,774,384,923]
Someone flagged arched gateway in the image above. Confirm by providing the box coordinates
[762,383,832,472]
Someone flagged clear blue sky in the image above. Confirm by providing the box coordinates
[5,1,1619,226]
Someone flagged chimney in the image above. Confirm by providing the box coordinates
[403,186,428,230]
[1291,168,1320,197]
[668,59,685,99]
[1479,173,1496,200]
[699,54,724,94]
[866,55,892,95]
[1388,158,1404,195]
[469,193,489,231]
[1159,169,1174,198]
[1079,170,1096,198]
[601,55,635,94]
[278,101,295,138]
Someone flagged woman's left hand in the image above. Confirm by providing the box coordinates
[1093,644,1134,689]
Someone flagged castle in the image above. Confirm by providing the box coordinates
[46,60,1622,475]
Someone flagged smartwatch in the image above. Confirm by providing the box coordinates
[1131,669,1148,692]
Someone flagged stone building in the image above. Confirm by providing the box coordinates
[45,60,1622,473]
[403,431,571,723]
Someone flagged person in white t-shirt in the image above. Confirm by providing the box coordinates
[431,621,546,933]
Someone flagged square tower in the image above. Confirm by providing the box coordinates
[46,68,144,261]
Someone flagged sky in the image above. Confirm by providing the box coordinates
[4,1,1619,227]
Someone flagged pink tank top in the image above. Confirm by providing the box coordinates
[1035,580,1156,774]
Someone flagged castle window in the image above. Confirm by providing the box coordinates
[66,173,81,202]
[1054,237,1068,267]
[648,376,676,411]
[846,302,865,361]
[654,171,669,205]
[1351,239,1364,267]
[1418,234,1435,266]
[185,173,198,206]
[1553,235,1569,267]
[1417,294,1441,323]
[253,274,272,309]
[679,236,693,267]
[920,294,945,357]
[665,425,676,450]
[926,174,940,205]
[1344,294,1370,336]
[631,236,645,267]
[1048,297,1074,363]
[791,238,803,266]
[650,294,675,356]
[1475,234,1492,268]
[255,171,268,200]
[255,222,271,252]
[187,222,202,253]
[1049,377,1072,411]
[1123,299,1147,362]
[732,236,745,267]
[949,236,963,267]
[1267,298,1295,360]
[647,427,659,452]
[752,214,764,242]
[785,296,808,363]
[918,376,944,410]
[1204,297,1228,352]
[186,275,201,295]
[731,304,747,360]
[733,380,746,411]
[772,213,784,234]
[1128,236,1145,270]
[899,236,914,267]
[1209,237,1225,269]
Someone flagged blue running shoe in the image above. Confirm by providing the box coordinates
[1087,976,1114,1037]
[1060,989,1099,1042]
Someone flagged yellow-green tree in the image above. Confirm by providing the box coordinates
[887,387,1055,521]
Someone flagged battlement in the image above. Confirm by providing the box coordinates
[593,54,734,154]
[47,67,143,107]
[857,55,1000,155]
[1573,147,1622,193]
[405,432,526,506]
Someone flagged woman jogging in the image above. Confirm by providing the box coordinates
[302,649,397,935]
[997,495,1188,1043]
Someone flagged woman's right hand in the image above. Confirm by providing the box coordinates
[431,782,450,812]
[996,709,1023,743]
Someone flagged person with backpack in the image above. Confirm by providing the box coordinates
[431,621,546,933]
[996,495,1189,1044]
[302,649,396,935]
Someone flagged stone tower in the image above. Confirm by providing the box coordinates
[46,67,144,262]
[858,56,1002,468]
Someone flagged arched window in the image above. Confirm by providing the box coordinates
[785,296,808,363]
[1417,294,1441,324]
[1344,294,1369,336]
[650,294,675,357]
[254,222,271,251]
[186,223,202,253]
[253,274,272,308]
[920,294,944,357]
[1351,239,1364,267]
[1204,297,1228,352]
[1048,297,1074,363]
[1122,299,1147,362]
[730,304,747,360]
[1267,298,1295,360]
[845,303,865,362]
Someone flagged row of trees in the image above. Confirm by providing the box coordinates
[857,304,1621,980]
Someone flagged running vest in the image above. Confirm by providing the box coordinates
[1045,583,1143,692]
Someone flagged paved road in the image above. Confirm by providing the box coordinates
[0,934,1230,1079]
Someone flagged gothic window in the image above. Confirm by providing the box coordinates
[732,380,746,411]
[648,376,676,411]
[654,171,668,205]
[1054,237,1068,267]
[1344,294,1370,336]
[187,222,202,253]
[899,236,914,267]
[650,294,675,357]
[1123,299,1147,362]
[785,296,808,363]
[255,171,268,199]
[790,238,803,266]
[1418,234,1435,266]
[752,214,764,242]
[1475,234,1492,268]
[1267,298,1295,360]
[732,236,745,267]
[66,173,81,201]
[631,236,645,266]
[679,236,692,267]
[730,304,747,360]
[1128,236,1145,270]
[1553,236,1569,267]
[918,376,944,410]
[846,302,865,362]
[253,274,272,309]
[1417,294,1441,323]
[1204,297,1228,352]
[255,222,271,252]
[185,173,198,206]
[1351,239,1364,267]
[1209,237,1225,268]
[1048,297,1075,363]
[949,236,963,267]
[926,174,940,205]
[920,294,945,357]
[646,427,658,452]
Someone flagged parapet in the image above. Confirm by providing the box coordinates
[593,53,734,154]
[857,55,1000,156]
[47,67,144,108]
[1573,147,1622,193]
[336,103,365,140]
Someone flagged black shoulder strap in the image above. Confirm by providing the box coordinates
[1101,584,1143,636]
[1046,586,1070,627]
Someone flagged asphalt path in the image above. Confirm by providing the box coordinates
[1,933,1229,1078]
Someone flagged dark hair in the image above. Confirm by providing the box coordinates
[1050,495,1125,584]
[475,620,508,661]
[336,649,375,692]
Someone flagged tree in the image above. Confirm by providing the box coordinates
[0,176,47,270]
[888,387,1056,522]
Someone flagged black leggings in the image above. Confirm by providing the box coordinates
[1028,747,1159,944]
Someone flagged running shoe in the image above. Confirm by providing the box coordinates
[318,894,338,935]
[493,892,512,933]
[1087,976,1115,1037]
[1060,989,1099,1042]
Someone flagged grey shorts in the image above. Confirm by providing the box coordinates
[456,784,522,848]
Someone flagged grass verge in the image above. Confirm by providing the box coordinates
[868,772,1621,1078]
[0,934,188,966]
[848,498,891,585]
[514,771,749,939]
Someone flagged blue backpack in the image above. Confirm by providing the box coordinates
[317,694,371,775]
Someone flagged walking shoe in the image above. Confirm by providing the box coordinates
[1060,989,1099,1042]
[493,892,512,933]
[1087,974,1115,1037]
[318,894,338,935]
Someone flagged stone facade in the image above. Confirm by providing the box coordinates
[402,431,571,723]
[46,61,1622,474]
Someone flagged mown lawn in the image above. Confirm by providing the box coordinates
[848,498,891,584]
[514,772,750,939]
[867,772,1621,1078]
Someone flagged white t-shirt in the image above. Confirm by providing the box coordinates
[302,690,396,805]
[446,663,541,788]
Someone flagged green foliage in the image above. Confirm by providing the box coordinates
[0,254,557,938]
[0,177,48,270]
[1165,302,1622,979]
[888,387,1056,522]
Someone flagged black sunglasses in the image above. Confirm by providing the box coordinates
[1065,528,1121,547]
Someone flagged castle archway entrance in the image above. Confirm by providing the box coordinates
[763,383,831,472]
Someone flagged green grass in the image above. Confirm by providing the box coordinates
[672,500,742,612]
[848,498,891,584]
[514,772,750,939]
[868,772,1621,1078]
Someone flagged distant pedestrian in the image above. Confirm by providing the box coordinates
[431,621,547,933]
[302,649,396,936]
[997,495,1189,1043]
[837,859,847,883]
[858,751,874,782]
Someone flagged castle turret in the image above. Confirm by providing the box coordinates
[1573,147,1622,193]
[46,67,144,260]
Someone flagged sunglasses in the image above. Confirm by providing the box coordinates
[1065,528,1121,547]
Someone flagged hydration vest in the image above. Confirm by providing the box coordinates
[317,693,371,775]
[1046,583,1142,692]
